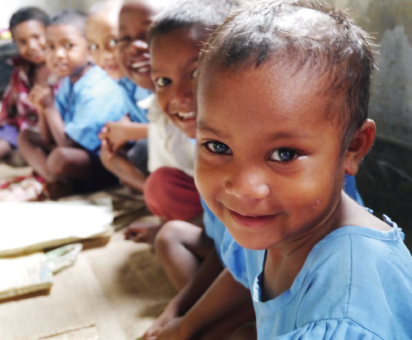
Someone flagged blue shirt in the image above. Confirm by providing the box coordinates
[55,66,127,153]
[239,216,412,340]
[118,77,151,123]
[201,198,227,264]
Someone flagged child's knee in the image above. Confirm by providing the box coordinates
[154,221,182,255]
[47,147,71,177]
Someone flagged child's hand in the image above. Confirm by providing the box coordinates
[144,306,178,340]
[98,116,131,153]
[28,84,54,111]
[153,317,189,340]
[100,138,114,165]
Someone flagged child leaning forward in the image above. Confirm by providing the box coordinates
[153,0,412,339]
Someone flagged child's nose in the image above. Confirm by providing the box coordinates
[28,38,38,50]
[172,81,193,108]
[56,47,65,58]
[225,166,270,201]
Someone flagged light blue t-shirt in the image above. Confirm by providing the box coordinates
[118,77,151,123]
[201,198,226,265]
[202,175,363,281]
[55,66,127,153]
[238,216,412,340]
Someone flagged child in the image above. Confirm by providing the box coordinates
[18,9,128,199]
[0,7,50,164]
[154,1,412,339]
[142,1,260,339]
[97,0,156,194]
[86,0,123,80]
[96,0,203,243]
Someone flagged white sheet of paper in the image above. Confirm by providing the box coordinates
[0,202,113,257]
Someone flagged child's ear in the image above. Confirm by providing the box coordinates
[344,119,376,176]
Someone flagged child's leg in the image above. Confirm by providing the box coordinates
[126,167,204,244]
[46,146,91,181]
[144,167,203,221]
[101,153,146,192]
[17,129,56,182]
[155,220,214,290]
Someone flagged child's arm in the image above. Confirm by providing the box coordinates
[155,268,251,340]
[98,116,148,153]
[29,85,53,144]
[145,248,223,339]
[28,85,75,147]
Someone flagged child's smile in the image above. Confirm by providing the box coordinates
[12,20,47,65]
[117,2,154,89]
[150,27,205,139]
[195,61,349,251]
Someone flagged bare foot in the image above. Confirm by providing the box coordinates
[43,181,74,200]
[124,222,162,246]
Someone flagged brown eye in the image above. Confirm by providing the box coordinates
[155,77,171,87]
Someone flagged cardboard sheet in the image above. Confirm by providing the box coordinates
[0,202,113,257]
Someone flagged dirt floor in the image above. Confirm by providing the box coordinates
[0,164,175,340]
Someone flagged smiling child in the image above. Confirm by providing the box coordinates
[0,7,51,164]
[154,1,412,339]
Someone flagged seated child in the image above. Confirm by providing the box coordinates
[0,7,51,164]
[93,0,202,242]
[97,0,158,194]
[142,1,258,339]
[18,9,128,199]
[154,1,412,339]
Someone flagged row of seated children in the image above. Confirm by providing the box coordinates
[1,0,411,339]
[138,0,412,340]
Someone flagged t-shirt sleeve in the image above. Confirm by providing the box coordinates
[272,319,380,340]
[65,85,128,152]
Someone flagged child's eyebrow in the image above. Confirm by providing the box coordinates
[267,131,312,141]
[197,120,228,138]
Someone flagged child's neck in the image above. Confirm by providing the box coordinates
[262,195,344,301]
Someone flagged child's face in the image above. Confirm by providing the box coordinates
[116,2,154,89]
[150,27,203,139]
[46,24,90,83]
[195,62,348,251]
[12,20,46,65]
[86,11,122,80]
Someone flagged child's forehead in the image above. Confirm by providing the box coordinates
[46,24,86,40]
[198,60,345,130]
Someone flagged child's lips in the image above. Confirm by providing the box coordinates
[228,209,279,229]
[173,111,196,121]
[129,60,150,73]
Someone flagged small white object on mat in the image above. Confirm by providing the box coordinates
[0,202,113,257]
[0,252,53,300]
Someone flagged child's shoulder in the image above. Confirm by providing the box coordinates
[76,65,123,96]
[298,212,412,339]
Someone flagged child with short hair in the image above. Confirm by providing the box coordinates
[96,0,204,243]
[86,0,123,80]
[97,0,155,194]
[0,7,50,164]
[154,1,412,339]
[18,9,128,199]
[142,1,260,339]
